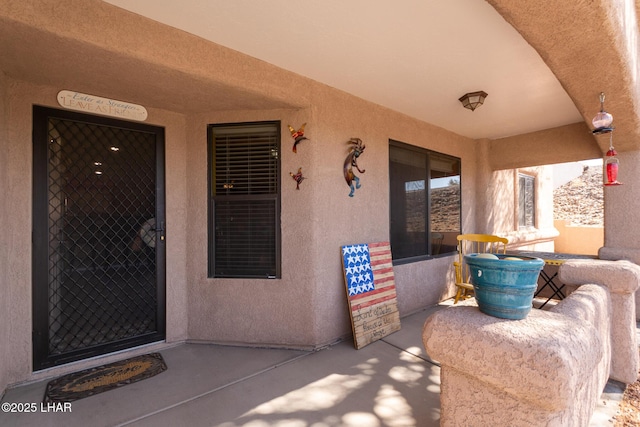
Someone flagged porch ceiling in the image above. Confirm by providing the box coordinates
[101,0,640,152]
[0,29,299,114]
[2,0,638,152]
[100,0,584,142]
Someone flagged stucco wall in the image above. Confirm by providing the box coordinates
[474,163,557,250]
[554,220,603,256]
[3,80,39,390]
[490,123,601,169]
[0,0,483,386]
[0,79,190,387]
[160,113,190,345]
[600,151,640,279]
[0,71,10,395]
[603,151,640,250]
[184,85,476,348]
[0,0,628,390]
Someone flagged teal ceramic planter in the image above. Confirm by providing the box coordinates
[464,253,544,320]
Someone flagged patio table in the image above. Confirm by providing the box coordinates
[507,250,597,309]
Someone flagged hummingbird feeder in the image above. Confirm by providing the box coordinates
[591,92,622,186]
[604,133,622,186]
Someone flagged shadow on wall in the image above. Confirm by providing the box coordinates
[483,170,516,235]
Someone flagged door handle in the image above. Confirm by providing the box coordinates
[152,220,165,241]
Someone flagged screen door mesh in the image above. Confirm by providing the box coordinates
[46,118,158,355]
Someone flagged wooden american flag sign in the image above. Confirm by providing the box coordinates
[341,241,401,349]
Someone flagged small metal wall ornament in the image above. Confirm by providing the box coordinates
[344,138,366,197]
[290,167,305,190]
[288,123,308,153]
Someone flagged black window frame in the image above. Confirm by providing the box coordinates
[389,140,461,264]
[207,121,281,279]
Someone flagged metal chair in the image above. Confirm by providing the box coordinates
[454,234,508,303]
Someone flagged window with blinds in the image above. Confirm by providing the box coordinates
[208,122,281,278]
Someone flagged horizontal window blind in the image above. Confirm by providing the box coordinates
[213,126,279,196]
[214,199,277,277]
[209,122,280,278]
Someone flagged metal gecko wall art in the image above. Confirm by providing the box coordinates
[343,138,366,197]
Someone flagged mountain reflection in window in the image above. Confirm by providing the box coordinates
[390,142,461,261]
[404,180,426,234]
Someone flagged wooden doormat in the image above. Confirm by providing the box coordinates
[43,353,167,403]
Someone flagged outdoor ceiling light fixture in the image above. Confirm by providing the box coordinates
[458,91,488,112]
[591,92,622,186]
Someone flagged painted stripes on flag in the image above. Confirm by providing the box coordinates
[341,241,401,349]
[343,242,397,307]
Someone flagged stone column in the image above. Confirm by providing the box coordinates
[559,259,640,383]
[600,151,640,251]
[598,151,640,319]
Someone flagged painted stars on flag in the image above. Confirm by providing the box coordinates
[341,241,400,349]
[341,244,375,296]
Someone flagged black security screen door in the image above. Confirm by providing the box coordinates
[32,106,166,371]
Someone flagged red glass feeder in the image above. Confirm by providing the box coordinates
[591,93,622,186]
[604,146,622,186]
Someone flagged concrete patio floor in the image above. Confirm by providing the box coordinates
[0,302,626,426]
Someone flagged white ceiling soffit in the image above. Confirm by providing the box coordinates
[102,0,583,140]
